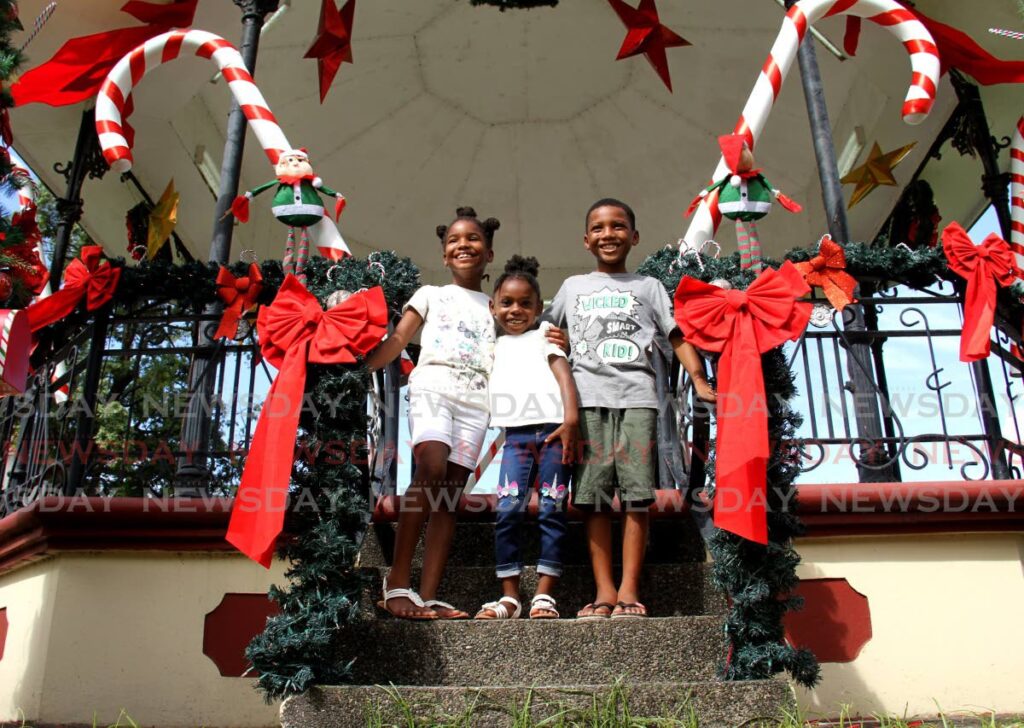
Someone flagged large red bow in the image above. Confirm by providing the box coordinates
[12,0,199,107]
[674,262,811,544]
[226,275,389,567]
[214,264,263,341]
[793,235,858,311]
[942,222,1018,362]
[26,246,121,332]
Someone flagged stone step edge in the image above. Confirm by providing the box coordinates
[281,680,792,728]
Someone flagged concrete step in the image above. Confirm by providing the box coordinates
[359,518,708,569]
[358,562,726,619]
[281,679,793,728]
[334,616,724,687]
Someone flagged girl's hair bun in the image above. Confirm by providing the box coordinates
[504,254,539,278]
[437,206,500,246]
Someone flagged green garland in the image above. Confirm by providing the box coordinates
[637,247,820,689]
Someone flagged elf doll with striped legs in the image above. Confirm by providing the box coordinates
[688,134,802,271]
[230,149,351,283]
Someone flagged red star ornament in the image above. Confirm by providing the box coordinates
[304,0,356,103]
[607,0,690,92]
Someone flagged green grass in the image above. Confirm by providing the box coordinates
[3,708,141,728]
[363,685,1024,728]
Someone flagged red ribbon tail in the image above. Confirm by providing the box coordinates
[226,345,308,567]
[26,286,84,332]
[714,457,770,545]
[960,301,995,362]
[710,328,771,544]
[213,303,242,341]
[335,196,347,220]
[959,267,996,362]
[685,193,704,217]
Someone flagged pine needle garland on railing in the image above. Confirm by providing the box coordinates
[638,246,820,688]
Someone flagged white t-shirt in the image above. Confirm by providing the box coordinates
[489,322,568,428]
[403,284,496,409]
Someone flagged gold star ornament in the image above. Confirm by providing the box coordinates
[841,141,917,209]
[147,179,179,259]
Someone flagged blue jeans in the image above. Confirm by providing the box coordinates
[494,424,570,579]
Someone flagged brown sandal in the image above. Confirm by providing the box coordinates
[575,601,614,621]
[611,601,647,619]
[424,599,470,620]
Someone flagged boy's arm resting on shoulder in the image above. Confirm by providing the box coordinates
[542,285,571,353]
[544,355,580,465]
[365,308,423,371]
[668,329,717,403]
[544,325,570,354]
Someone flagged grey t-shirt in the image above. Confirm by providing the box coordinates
[546,272,677,409]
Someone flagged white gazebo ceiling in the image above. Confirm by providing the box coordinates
[10,0,1023,292]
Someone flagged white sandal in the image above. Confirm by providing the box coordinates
[376,577,436,620]
[530,594,559,619]
[475,596,522,620]
[423,599,469,620]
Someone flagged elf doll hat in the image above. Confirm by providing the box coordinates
[718,134,756,178]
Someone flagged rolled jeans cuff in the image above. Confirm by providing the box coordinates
[496,563,523,579]
[537,561,562,578]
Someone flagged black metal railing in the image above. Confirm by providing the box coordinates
[0,280,1021,519]
[672,278,1024,488]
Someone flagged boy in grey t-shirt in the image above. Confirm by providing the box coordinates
[547,198,715,620]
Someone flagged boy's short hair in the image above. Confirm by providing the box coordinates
[586,198,636,231]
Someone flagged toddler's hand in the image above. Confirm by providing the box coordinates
[545,420,580,464]
[545,326,570,354]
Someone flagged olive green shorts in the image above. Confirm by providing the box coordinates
[573,407,657,509]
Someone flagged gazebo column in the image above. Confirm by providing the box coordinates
[786,0,894,482]
[175,0,280,493]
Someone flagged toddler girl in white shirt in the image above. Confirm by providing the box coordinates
[475,256,579,620]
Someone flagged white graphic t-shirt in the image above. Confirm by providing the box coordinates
[403,284,496,409]
[546,272,677,409]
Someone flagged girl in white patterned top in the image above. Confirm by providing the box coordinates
[367,207,498,621]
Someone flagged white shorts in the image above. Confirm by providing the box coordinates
[408,390,490,470]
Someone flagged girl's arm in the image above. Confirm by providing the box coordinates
[543,355,580,464]
[365,308,423,371]
[668,329,716,403]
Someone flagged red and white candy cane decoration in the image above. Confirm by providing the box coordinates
[683,0,940,249]
[96,30,290,174]
[465,434,504,494]
[13,173,70,402]
[1010,116,1024,279]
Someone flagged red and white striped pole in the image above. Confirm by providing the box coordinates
[1010,116,1024,363]
[464,432,504,494]
[682,0,941,249]
[1010,116,1024,276]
